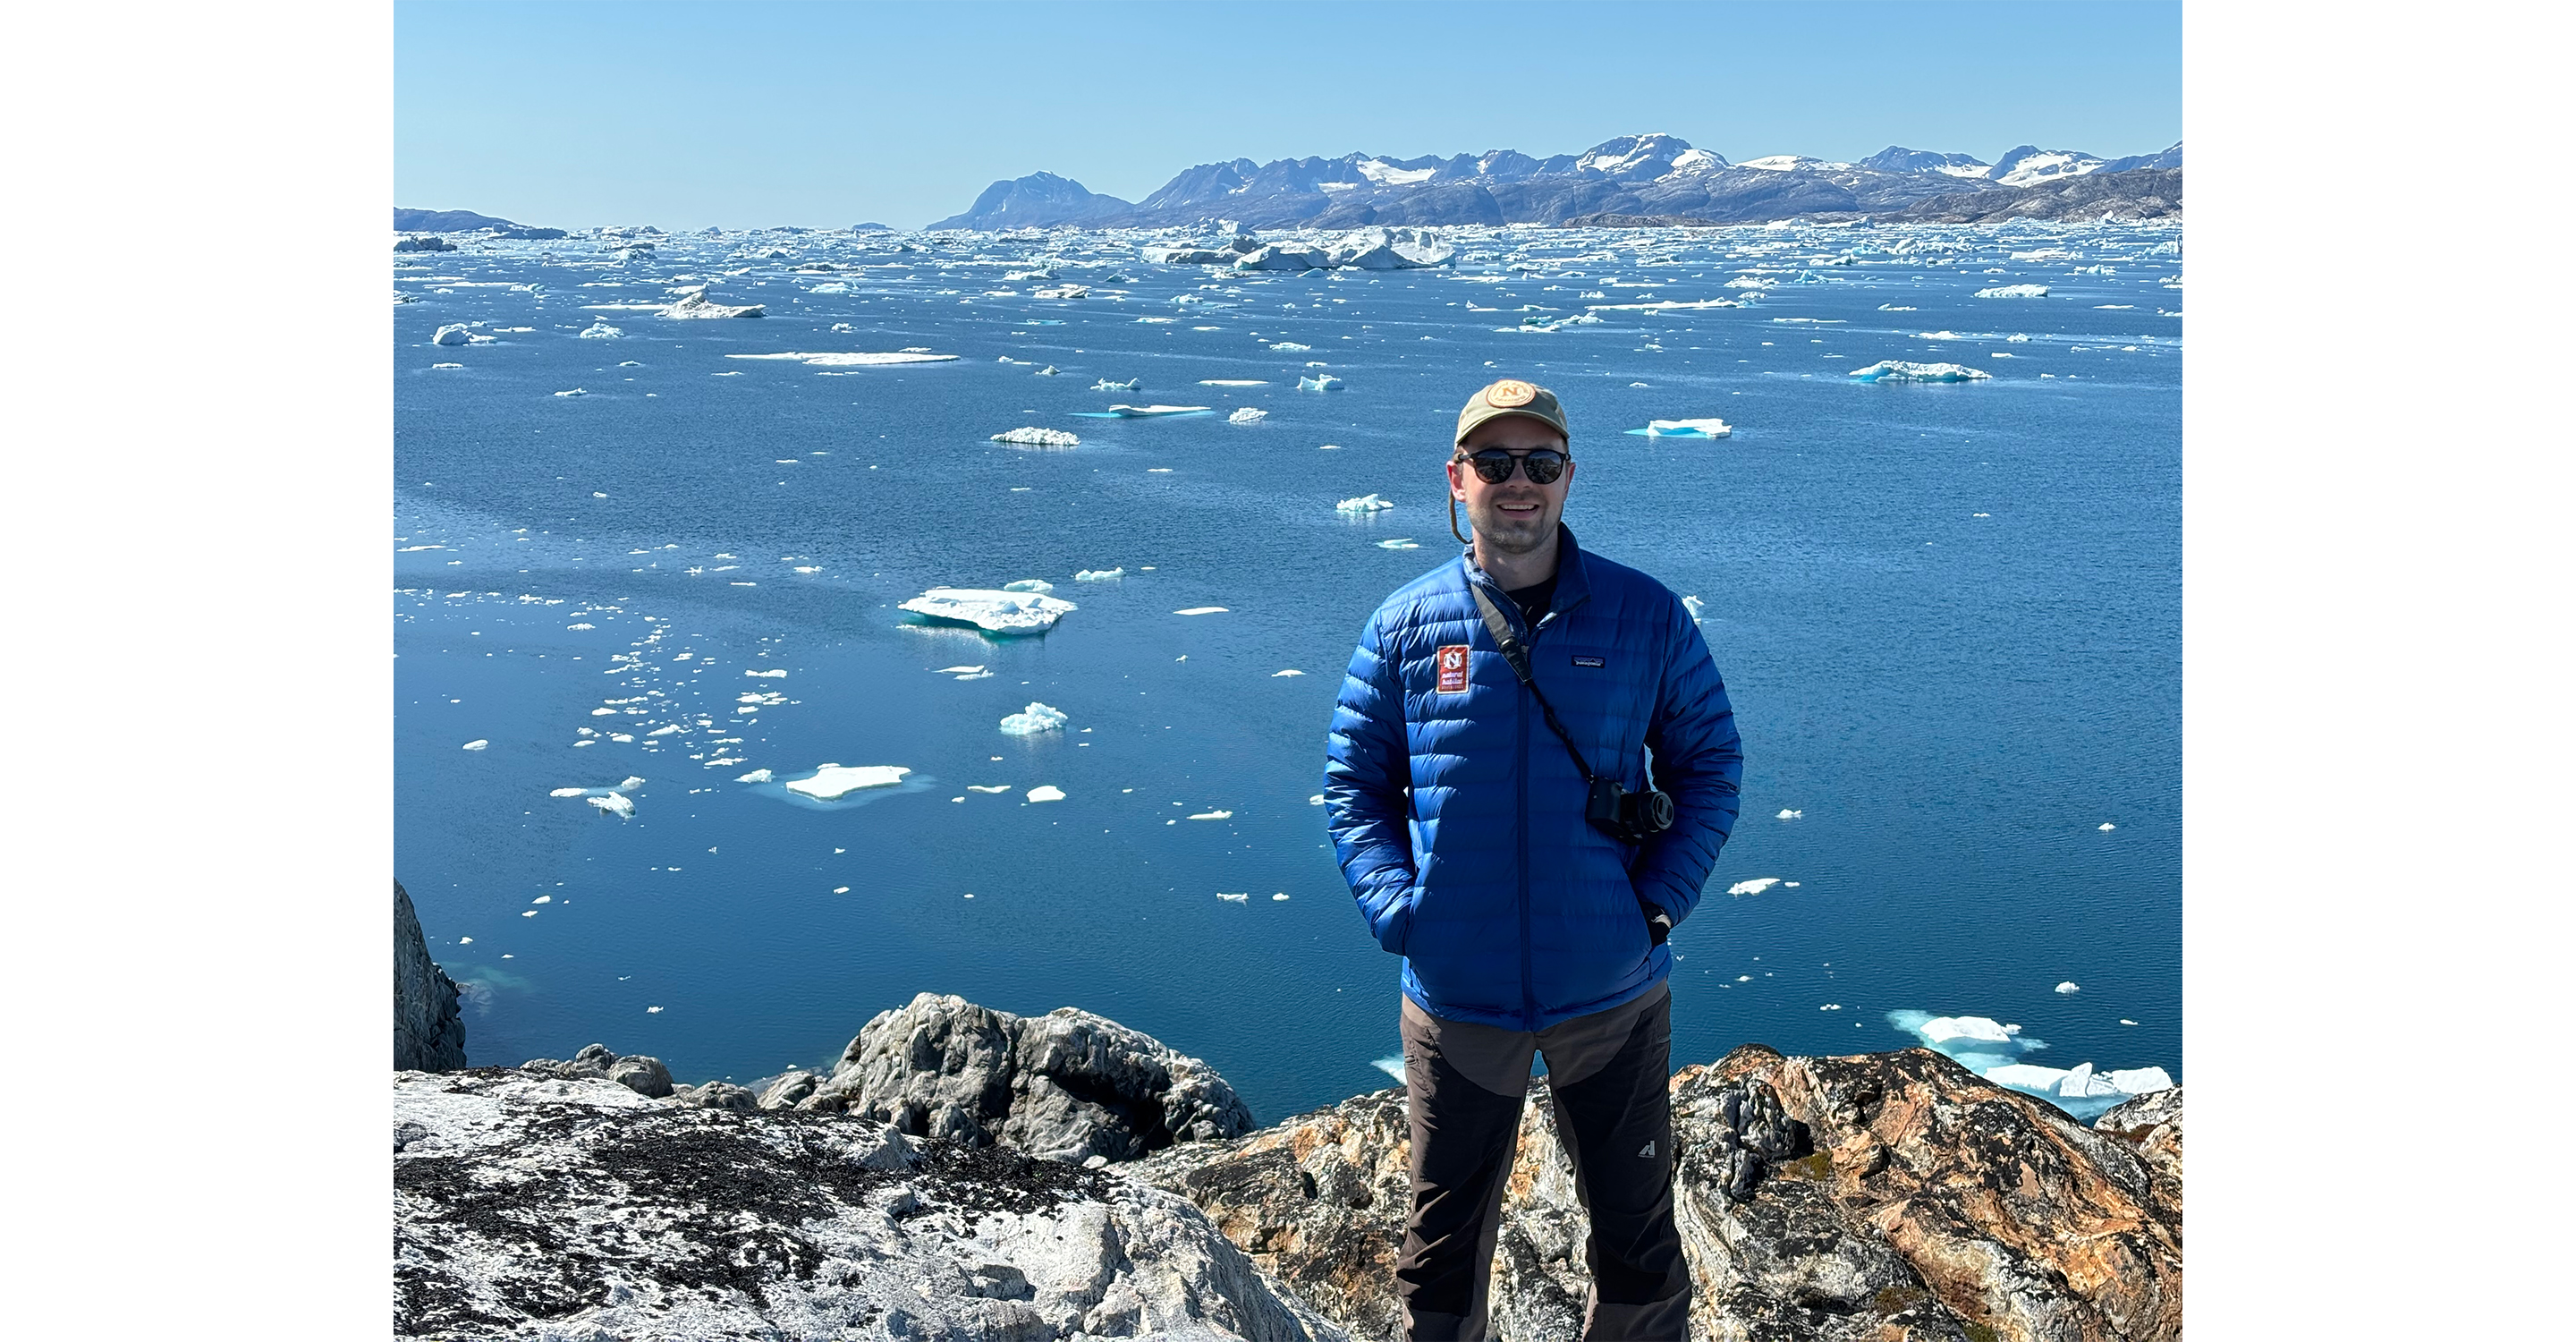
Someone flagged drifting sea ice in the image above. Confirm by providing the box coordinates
[967,785,1011,794]
[1073,568,1123,582]
[1640,419,1732,437]
[2055,981,2081,994]
[999,702,1070,735]
[736,769,775,783]
[554,388,589,397]
[1727,877,1784,896]
[1003,579,1055,593]
[1226,407,1267,424]
[992,427,1080,446]
[784,764,911,800]
[461,740,488,751]
[1218,893,1250,904]
[1298,375,1344,392]
[578,320,623,339]
[1336,493,1394,513]
[727,351,957,367]
[1974,284,2050,299]
[1377,539,1420,549]
[1776,809,1803,820]
[1091,378,1142,392]
[432,324,472,346]
[1188,811,1233,820]
[1027,786,1066,803]
[1848,361,1992,384]
[1101,404,1209,417]
[1174,607,1228,616]
[899,588,1077,634]
[588,794,635,819]
[745,668,787,678]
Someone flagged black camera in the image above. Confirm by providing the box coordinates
[1587,777,1674,845]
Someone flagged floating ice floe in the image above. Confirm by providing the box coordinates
[1272,669,1304,677]
[2098,822,2116,831]
[1003,579,1054,593]
[784,764,910,801]
[1174,607,1227,616]
[1377,539,1419,549]
[1188,811,1233,820]
[1637,419,1732,438]
[1073,568,1123,582]
[991,426,1080,446]
[432,324,473,346]
[1776,808,1803,820]
[934,665,985,675]
[727,351,955,367]
[1099,404,1210,417]
[662,290,766,319]
[1336,493,1394,514]
[1682,595,1706,622]
[431,362,462,369]
[1201,379,1268,386]
[1298,375,1344,392]
[1727,877,1784,896]
[554,388,589,397]
[1848,361,1992,384]
[461,740,488,751]
[1026,786,1065,803]
[1975,285,2050,300]
[2055,981,2081,994]
[736,769,774,783]
[588,794,635,819]
[1091,378,1141,392]
[1226,407,1267,424]
[1033,366,1059,376]
[808,282,848,294]
[578,320,623,339]
[1372,1056,1405,1081]
[1270,342,1312,352]
[968,785,1011,794]
[745,668,787,678]
[1218,892,1250,904]
[1888,1009,2172,1117]
[899,588,1078,634]
[999,702,1069,735]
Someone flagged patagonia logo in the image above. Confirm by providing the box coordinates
[1435,645,1470,693]
[1572,655,1606,668]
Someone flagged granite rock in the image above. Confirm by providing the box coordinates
[394,880,467,1072]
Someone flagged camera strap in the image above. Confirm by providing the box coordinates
[1469,583,1602,785]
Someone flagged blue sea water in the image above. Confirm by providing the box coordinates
[394,224,2180,1122]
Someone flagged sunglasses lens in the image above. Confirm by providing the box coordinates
[1470,452,1515,483]
[1523,452,1565,484]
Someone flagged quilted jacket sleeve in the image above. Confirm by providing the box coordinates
[1631,594,1742,928]
[1325,608,1418,953]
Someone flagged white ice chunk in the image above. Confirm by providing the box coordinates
[934,666,986,675]
[1273,669,1304,676]
[1218,892,1250,903]
[461,740,488,751]
[1776,809,1802,820]
[432,324,473,346]
[1226,407,1268,424]
[1187,811,1233,820]
[736,769,775,783]
[1644,419,1733,437]
[899,588,1078,633]
[2098,822,2116,831]
[1027,785,1065,803]
[967,785,1011,794]
[1376,539,1420,549]
[588,794,636,818]
[2105,1066,2176,1095]
[785,763,911,800]
[1174,607,1228,616]
[1104,404,1209,417]
[2055,981,2081,994]
[1847,361,1992,384]
[1073,568,1123,582]
[725,350,955,365]
[578,320,623,339]
[1297,374,1344,391]
[1091,378,1142,392]
[1974,284,2050,299]
[999,702,1069,735]
[663,292,767,319]
[1335,493,1395,513]
[1982,1063,2072,1091]
[1003,579,1055,593]
[548,787,588,797]
[745,668,787,678]
[1919,1015,2015,1045]
[991,427,1080,446]
[1726,877,1783,896]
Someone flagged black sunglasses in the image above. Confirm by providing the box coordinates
[1455,447,1571,485]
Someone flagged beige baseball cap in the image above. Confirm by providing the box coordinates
[1453,378,1569,447]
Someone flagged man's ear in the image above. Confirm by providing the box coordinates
[1445,458,1467,499]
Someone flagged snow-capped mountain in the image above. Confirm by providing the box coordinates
[928,134,2180,230]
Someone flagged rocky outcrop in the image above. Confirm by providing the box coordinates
[779,992,1257,1164]
[1882,169,2182,224]
[1134,1046,2182,1342]
[520,1042,675,1099]
[393,880,466,1072]
[394,1068,1347,1342]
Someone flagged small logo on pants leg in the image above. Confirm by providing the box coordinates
[1639,1140,1656,1158]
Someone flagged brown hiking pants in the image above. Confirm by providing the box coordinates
[1394,983,1691,1341]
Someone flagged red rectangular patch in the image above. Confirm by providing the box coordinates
[1435,645,1470,693]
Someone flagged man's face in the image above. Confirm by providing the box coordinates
[1449,415,1574,556]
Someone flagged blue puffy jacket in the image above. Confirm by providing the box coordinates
[1325,527,1742,1031]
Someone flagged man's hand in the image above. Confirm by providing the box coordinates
[1643,903,1673,948]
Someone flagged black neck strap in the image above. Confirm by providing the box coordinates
[1469,583,1601,785]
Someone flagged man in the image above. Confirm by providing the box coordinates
[1325,378,1742,1341]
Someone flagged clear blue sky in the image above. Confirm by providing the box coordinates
[396,0,2179,231]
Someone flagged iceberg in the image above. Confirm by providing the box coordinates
[1331,226,1454,270]
[1917,1015,2016,1045]
[1073,568,1123,581]
[1027,785,1065,803]
[990,427,1080,446]
[784,763,911,800]
[1218,892,1250,904]
[899,588,1077,634]
[1174,607,1227,616]
[1726,877,1783,896]
[577,320,623,339]
[1235,242,1335,271]
[432,324,473,346]
[1335,493,1394,513]
[968,785,1011,794]
[587,794,635,818]
[1187,811,1233,820]
[1101,404,1210,417]
[1091,378,1141,392]
[1776,809,1802,820]
[1376,539,1419,549]
[553,388,589,398]
[461,740,488,751]
[1032,284,1090,300]
[1848,361,1992,384]
[808,282,848,294]
[1033,366,1060,376]
[1974,284,2050,300]
[1200,379,1268,386]
[999,701,1069,735]
[2055,981,2081,994]
[1270,342,1313,352]
[1981,1063,2070,1091]
[1226,407,1267,424]
[736,769,775,783]
[726,352,955,367]
[1642,419,1733,438]
[662,290,766,319]
[1298,375,1344,392]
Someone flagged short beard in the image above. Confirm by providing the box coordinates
[1470,499,1552,554]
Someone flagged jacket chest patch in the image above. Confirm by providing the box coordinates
[1435,645,1470,693]
[1572,655,1606,668]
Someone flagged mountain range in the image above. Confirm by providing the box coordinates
[928,133,2182,230]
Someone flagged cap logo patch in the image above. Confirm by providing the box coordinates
[1435,645,1470,693]
[1486,379,1537,408]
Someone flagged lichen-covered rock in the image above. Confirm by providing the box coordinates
[394,880,466,1073]
[393,1069,1346,1341]
[818,992,1256,1162]
[518,1043,674,1099]
[1136,1045,2181,1342]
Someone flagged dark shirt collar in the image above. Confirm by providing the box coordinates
[1461,524,1591,617]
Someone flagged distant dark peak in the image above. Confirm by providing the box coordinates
[851,222,893,232]
[1858,146,1991,174]
[394,207,566,239]
[928,172,1136,231]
